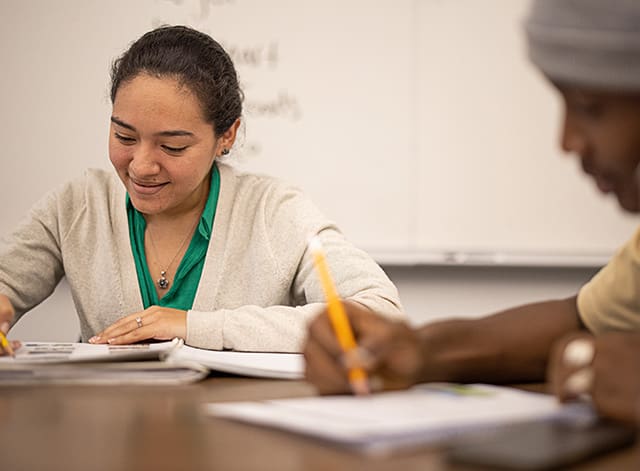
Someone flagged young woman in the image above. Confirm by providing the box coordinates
[304,0,640,424]
[0,26,403,353]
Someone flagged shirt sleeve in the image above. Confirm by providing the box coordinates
[577,225,640,334]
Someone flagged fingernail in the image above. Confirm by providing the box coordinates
[107,338,115,344]
[563,338,595,368]
[88,336,99,344]
[564,368,594,395]
[1,322,9,334]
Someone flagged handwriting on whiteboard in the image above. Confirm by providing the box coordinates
[152,0,303,157]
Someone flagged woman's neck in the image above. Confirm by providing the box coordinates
[144,174,210,229]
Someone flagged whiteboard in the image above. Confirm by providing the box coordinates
[413,0,638,265]
[0,0,637,268]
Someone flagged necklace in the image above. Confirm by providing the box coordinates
[147,218,199,290]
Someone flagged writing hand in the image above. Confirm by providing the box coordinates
[89,306,187,345]
[549,331,640,425]
[0,294,21,355]
[304,301,425,395]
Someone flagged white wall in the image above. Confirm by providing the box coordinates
[8,266,598,341]
[387,266,597,327]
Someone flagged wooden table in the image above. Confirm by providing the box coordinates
[0,377,637,471]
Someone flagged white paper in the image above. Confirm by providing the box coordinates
[168,344,304,379]
[0,339,304,384]
[0,339,180,364]
[207,383,596,455]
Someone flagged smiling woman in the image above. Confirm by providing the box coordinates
[0,25,404,354]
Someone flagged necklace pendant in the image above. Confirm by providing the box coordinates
[157,271,170,290]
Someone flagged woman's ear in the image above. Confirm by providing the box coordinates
[217,118,241,156]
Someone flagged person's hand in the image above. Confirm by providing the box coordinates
[0,294,21,355]
[304,301,426,395]
[549,331,640,425]
[89,306,187,345]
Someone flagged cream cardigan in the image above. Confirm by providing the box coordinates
[0,164,403,352]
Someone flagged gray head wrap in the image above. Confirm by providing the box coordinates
[525,0,640,91]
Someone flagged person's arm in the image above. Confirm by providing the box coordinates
[417,295,583,383]
[0,294,20,355]
[305,296,582,394]
[0,185,68,320]
[181,175,404,353]
[184,228,404,352]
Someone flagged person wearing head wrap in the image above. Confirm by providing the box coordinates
[525,0,640,424]
[304,0,640,424]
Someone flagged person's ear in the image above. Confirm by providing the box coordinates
[217,118,241,157]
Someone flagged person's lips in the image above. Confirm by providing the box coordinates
[129,177,169,195]
[594,176,615,194]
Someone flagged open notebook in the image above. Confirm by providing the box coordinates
[0,339,304,385]
[206,383,597,456]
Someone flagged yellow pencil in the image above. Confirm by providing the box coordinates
[0,331,15,357]
[308,236,369,395]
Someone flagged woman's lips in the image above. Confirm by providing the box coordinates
[130,178,168,195]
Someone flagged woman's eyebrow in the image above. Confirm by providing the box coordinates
[110,116,194,137]
[110,116,136,131]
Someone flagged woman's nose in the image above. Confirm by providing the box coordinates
[130,144,160,175]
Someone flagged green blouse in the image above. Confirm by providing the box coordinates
[126,164,220,310]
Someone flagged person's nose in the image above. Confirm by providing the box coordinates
[559,111,588,157]
[129,143,160,176]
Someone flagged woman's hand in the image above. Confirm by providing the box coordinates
[89,306,187,345]
[549,331,640,425]
[304,301,425,395]
[0,294,21,355]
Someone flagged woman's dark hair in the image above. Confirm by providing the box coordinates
[110,25,243,136]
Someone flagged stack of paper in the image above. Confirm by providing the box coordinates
[0,339,304,385]
[168,344,303,379]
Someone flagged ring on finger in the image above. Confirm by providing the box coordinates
[135,316,143,329]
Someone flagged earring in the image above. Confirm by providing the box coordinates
[221,148,230,156]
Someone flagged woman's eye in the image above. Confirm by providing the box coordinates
[115,133,136,144]
[162,145,188,154]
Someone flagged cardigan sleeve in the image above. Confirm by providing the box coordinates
[186,227,403,352]
[185,173,404,352]
[0,185,73,320]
